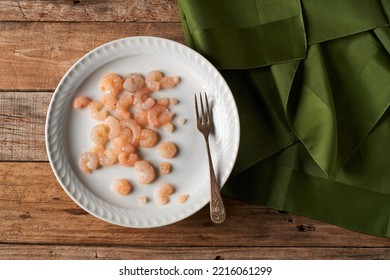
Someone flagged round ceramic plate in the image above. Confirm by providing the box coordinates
[46,36,240,228]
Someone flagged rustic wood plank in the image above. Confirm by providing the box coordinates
[1,162,390,247]
[1,244,389,260]
[0,0,180,22]
[0,22,184,90]
[0,92,50,161]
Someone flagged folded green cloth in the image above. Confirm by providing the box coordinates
[179,0,390,237]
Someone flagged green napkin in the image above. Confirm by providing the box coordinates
[179,0,390,237]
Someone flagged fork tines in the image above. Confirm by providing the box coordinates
[195,92,212,127]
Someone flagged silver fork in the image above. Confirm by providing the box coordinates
[195,92,226,224]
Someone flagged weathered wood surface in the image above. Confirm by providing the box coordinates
[0,92,49,161]
[1,162,390,248]
[0,0,180,22]
[1,0,389,260]
[1,245,389,260]
[0,22,184,91]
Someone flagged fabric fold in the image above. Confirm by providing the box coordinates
[179,0,390,237]
[179,0,306,69]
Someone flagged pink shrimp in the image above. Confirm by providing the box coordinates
[157,141,177,158]
[140,97,156,111]
[138,196,149,204]
[139,128,158,148]
[116,92,134,112]
[99,92,117,110]
[78,151,99,173]
[159,162,171,175]
[154,183,175,205]
[158,111,175,125]
[111,179,132,196]
[134,110,148,126]
[98,147,118,167]
[112,128,132,150]
[123,73,145,92]
[90,123,109,145]
[169,98,179,106]
[160,76,180,89]
[177,194,189,204]
[145,70,163,91]
[147,104,167,128]
[73,96,91,109]
[118,151,138,167]
[99,73,123,96]
[145,79,160,92]
[163,122,175,133]
[134,160,155,184]
[133,95,148,111]
[147,70,164,81]
[104,116,121,139]
[121,119,141,146]
[88,100,108,121]
[134,87,152,97]
[157,98,169,107]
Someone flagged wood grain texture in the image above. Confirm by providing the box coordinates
[0,0,180,22]
[0,22,184,90]
[1,162,390,248]
[0,92,50,161]
[1,245,389,260]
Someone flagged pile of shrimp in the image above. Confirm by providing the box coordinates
[73,70,188,205]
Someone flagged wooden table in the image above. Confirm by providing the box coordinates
[1,0,390,260]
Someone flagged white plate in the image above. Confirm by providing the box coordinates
[45,36,240,228]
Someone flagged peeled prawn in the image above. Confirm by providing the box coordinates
[121,119,141,146]
[159,162,171,175]
[157,98,169,107]
[178,194,189,204]
[140,97,156,111]
[100,92,117,110]
[112,128,132,150]
[134,110,148,126]
[157,141,177,158]
[147,70,163,81]
[99,73,123,96]
[123,73,145,92]
[73,96,91,109]
[104,116,121,139]
[145,79,160,92]
[133,95,148,110]
[111,179,132,196]
[134,160,155,184]
[78,151,99,173]
[139,128,158,148]
[115,92,133,119]
[154,183,175,205]
[90,123,109,145]
[134,87,152,96]
[88,100,108,121]
[158,111,175,125]
[163,123,175,133]
[90,145,117,166]
[160,76,179,89]
[98,147,118,167]
[147,104,167,128]
[145,70,163,91]
[118,152,138,167]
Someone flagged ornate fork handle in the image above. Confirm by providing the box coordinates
[204,137,226,223]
